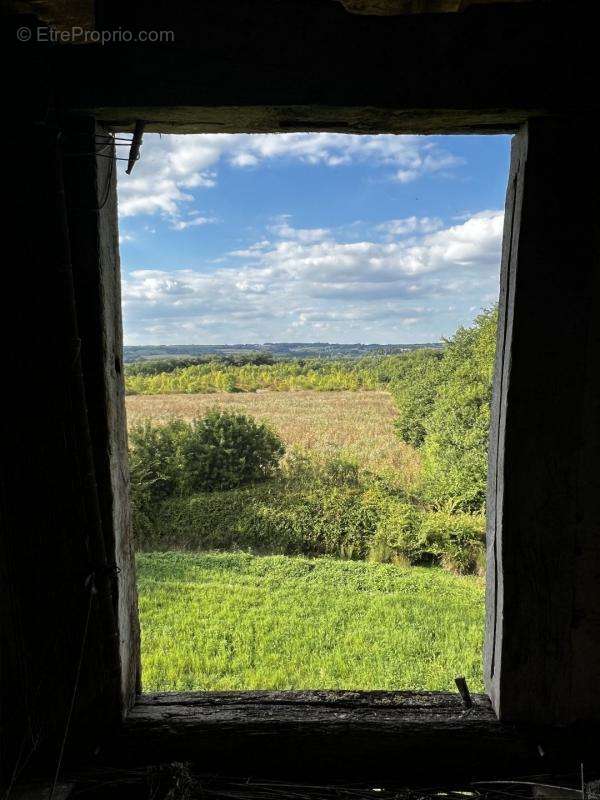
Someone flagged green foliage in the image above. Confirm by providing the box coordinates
[419,308,497,511]
[391,349,445,447]
[418,509,486,575]
[129,419,189,506]
[134,446,485,575]
[126,351,276,377]
[137,550,484,691]
[124,354,429,395]
[128,310,498,573]
[139,452,373,559]
[179,410,285,493]
[368,500,425,565]
[129,411,285,520]
[391,307,497,512]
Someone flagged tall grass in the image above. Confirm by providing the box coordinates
[137,551,485,692]
[126,390,420,479]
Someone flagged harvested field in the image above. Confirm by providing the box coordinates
[126,390,419,477]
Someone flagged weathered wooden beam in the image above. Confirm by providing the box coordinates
[63,117,140,712]
[340,0,540,15]
[0,120,125,791]
[40,1,596,134]
[101,691,598,780]
[485,118,600,723]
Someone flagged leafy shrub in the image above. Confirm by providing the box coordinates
[368,500,422,565]
[151,484,307,554]
[419,309,497,511]
[132,438,486,575]
[129,419,189,507]
[129,412,285,525]
[391,349,444,447]
[179,410,285,493]
[389,307,497,513]
[140,482,367,557]
[418,510,485,575]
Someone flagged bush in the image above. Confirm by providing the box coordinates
[134,455,380,559]
[150,483,308,554]
[129,418,189,507]
[389,307,497,513]
[179,410,285,492]
[131,439,487,575]
[391,349,445,448]
[129,411,285,519]
[368,500,422,565]
[418,509,485,575]
[419,309,497,512]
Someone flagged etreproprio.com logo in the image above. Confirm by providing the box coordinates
[16,26,175,44]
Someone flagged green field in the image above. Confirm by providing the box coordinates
[137,551,484,692]
[132,313,495,692]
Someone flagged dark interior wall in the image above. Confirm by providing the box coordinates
[2,3,600,790]
[0,116,134,790]
[58,0,599,134]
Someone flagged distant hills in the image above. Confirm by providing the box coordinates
[123,342,443,363]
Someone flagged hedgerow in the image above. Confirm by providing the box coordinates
[132,442,485,574]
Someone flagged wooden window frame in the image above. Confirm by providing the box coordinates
[5,5,600,788]
[58,107,599,785]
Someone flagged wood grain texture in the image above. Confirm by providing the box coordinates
[42,1,598,134]
[0,121,124,792]
[340,0,539,15]
[485,119,600,723]
[64,118,140,712]
[97,690,597,780]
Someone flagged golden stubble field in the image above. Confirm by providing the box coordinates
[125,390,419,479]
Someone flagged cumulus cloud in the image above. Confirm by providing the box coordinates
[122,211,503,344]
[268,216,331,243]
[377,216,444,238]
[170,214,218,231]
[117,133,464,223]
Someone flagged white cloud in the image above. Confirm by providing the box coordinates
[230,152,259,167]
[170,214,218,231]
[377,216,444,238]
[269,216,331,243]
[122,211,503,344]
[117,133,464,223]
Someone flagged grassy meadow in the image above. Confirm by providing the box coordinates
[128,311,496,691]
[128,387,485,691]
[137,551,484,692]
[126,389,420,479]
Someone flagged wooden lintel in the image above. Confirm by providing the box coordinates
[28,1,597,135]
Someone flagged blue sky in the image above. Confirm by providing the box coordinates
[117,133,510,345]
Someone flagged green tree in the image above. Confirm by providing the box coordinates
[419,308,497,511]
[391,349,445,447]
